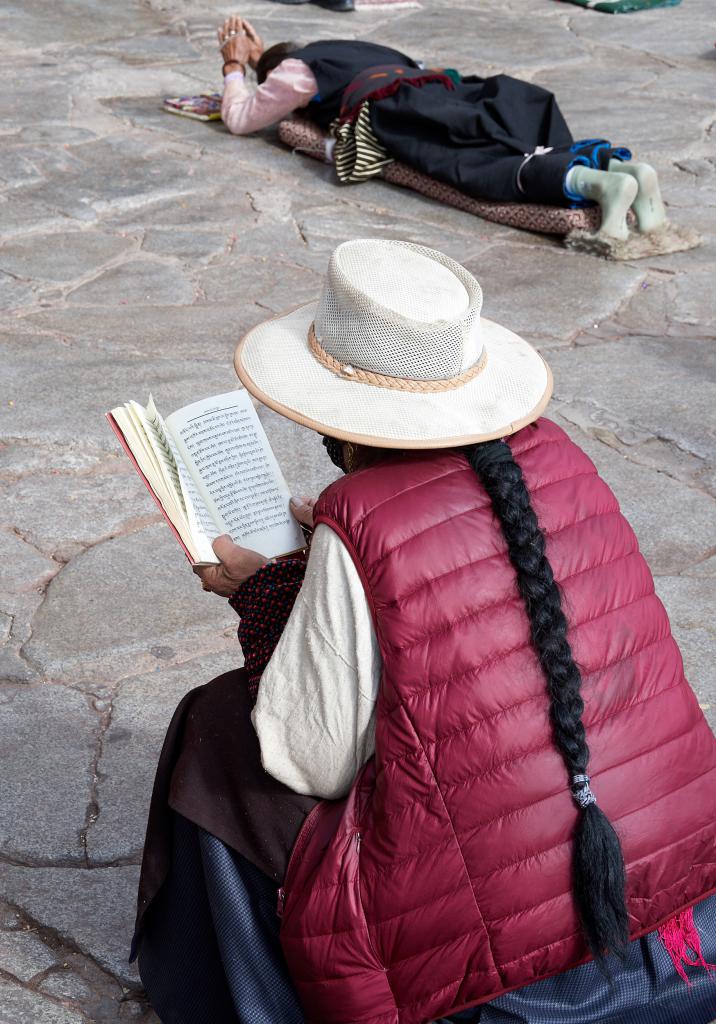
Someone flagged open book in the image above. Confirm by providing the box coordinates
[107,390,305,566]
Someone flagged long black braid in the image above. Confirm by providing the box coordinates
[465,438,629,965]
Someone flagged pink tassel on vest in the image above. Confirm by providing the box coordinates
[657,907,716,984]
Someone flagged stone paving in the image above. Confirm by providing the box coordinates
[1,0,714,1020]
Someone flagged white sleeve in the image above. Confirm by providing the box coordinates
[252,524,381,800]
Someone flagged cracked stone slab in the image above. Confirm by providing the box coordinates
[566,0,715,63]
[465,244,643,344]
[0,929,58,982]
[197,255,324,312]
[0,194,69,240]
[548,335,716,462]
[2,126,97,147]
[0,0,163,48]
[0,271,34,310]
[0,981,85,1024]
[532,48,664,111]
[0,528,56,593]
[0,591,44,683]
[0,143,88,190]
[23,523,236,683]
[686,555,716,579]
[38,960,156,1022]
[0,440,108,480]
[100,164,320,251]
[21,305,255,364]
[66,258,195,306]
[555,392,716,503]
[606,268,716,340]
[655,576,715,734]
[619,435,710,496]
[585,266,712,342]
[0,685,96,863]
[550,90,714,165]
[37,968,95,1005]
[18,135,205,221]
[0,864,141,986]
[550,398,651,449]
[295,198,501,264]
[103,94,227,140]
[0,464,156,556]
[555,415,716,576]
[0,230,133,284]
[103,178,263,232]
[0,63,80,132]
[666,268,716,334]
[549,333,716,462]
[89,651,239,863]
[0,150,44,189]
[375,6,587,72]
[0,332,239,449]
[140,228,229,262]
[77,32,202,65]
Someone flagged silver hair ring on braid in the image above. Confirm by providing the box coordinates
[571,773,597,809]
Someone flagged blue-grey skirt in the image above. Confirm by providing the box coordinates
[136,814,716,1024]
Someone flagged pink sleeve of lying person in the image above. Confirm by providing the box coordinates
[221,58,320,136]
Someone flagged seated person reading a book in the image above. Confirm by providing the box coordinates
[127,239,716,1024]
[215,15,668,243]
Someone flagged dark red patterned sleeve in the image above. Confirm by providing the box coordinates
[228,558,307,704]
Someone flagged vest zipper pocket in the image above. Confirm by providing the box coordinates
[277,800,326,920]
[355,831,384,968]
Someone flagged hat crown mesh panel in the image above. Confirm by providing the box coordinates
[314,239,484,381]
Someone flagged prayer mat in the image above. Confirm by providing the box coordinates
[278,118,701,259]
[557,0,681,13]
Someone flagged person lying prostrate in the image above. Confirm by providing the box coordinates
[216,15,668,242]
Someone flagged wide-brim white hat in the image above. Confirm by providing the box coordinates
[235,239,552,448]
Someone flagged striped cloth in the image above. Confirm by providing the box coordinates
[334,102,393,183]
[334,64,456,184]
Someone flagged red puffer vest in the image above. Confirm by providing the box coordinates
[279,419,716,1024]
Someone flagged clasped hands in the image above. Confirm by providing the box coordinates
[194,497,316,597]
[218,15,263,71]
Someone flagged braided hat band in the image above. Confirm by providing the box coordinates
[308,323,488,393]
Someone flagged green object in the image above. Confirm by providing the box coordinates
[559,0,681,12]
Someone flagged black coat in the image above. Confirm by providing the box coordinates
[287,40,576,203]
[288,39,417,128]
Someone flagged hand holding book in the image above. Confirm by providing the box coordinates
[193,534,269,597]
[194,495,315,595]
